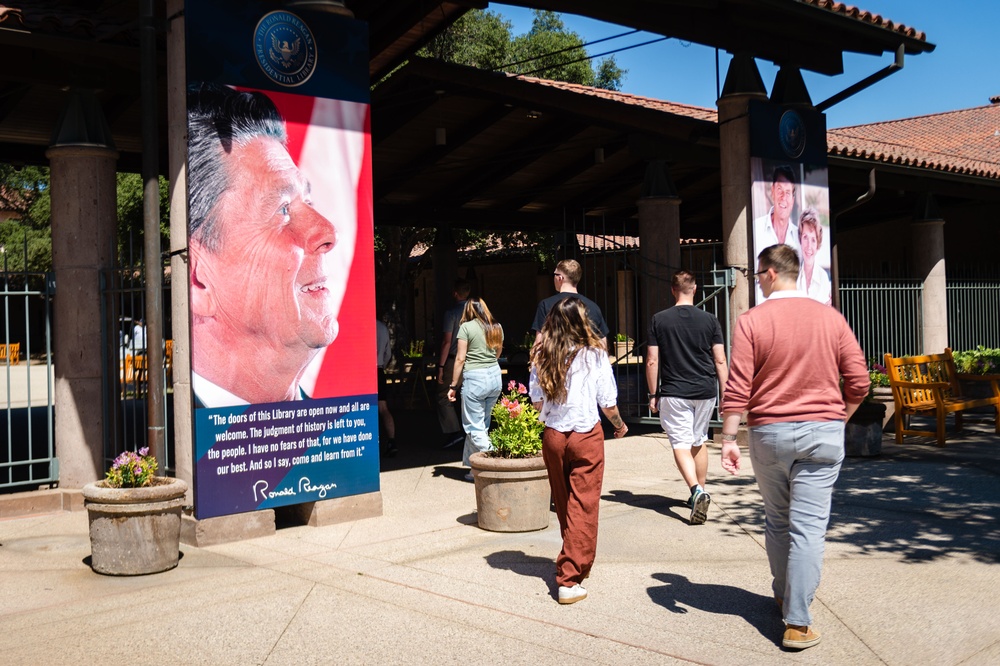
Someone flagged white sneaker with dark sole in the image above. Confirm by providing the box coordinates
[558,584,587,604]
[690,490,711,525]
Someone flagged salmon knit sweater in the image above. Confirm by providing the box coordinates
[721,294,870,425]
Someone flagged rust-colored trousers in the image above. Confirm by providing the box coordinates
[542,422,606,587]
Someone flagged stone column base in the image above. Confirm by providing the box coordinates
[286,491,383,527]
[0,488,83,519]
[180,510,276,547]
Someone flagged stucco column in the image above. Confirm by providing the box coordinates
[911,217,947,353]
[718,54,768,329]
[166,0,193,497]
[46,145,119,488]
[637,195,681,333]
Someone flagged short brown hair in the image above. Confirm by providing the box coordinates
[555,259,582,286]
[758,244,800,279]
[671,270,696,295]
[454,278,471,299]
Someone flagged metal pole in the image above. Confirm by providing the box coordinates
[141,0,165,470]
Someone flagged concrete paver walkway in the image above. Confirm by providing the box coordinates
[1,415,998,665]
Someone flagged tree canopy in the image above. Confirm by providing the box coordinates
[0,165,170,274]
[419,9,625,90]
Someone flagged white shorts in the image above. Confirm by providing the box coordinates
[658,397,716,450]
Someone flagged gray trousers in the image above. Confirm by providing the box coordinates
[749,420,845,627]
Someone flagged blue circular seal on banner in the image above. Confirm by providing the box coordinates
[778,109,806,159]
[254,11,317,87]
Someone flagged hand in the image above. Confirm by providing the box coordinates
[437,369,445,385]
[447,388,457,402]
[720,441,741,475]
[648,397,658,414]
[613,423,628,439]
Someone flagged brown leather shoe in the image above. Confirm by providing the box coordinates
[783,625,821,650]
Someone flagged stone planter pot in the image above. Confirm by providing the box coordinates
[613,341,629,358]
[870,386,896,430]
[469,452,550,532]
[82,476,188,576]
[845,401,887,457]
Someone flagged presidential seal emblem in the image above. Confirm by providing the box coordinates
[254,11,317,87]
[778,109,806,159]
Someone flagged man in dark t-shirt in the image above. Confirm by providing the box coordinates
[645,270,728,525]
[531,259,609,347]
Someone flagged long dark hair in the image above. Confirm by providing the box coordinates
[531,297,604,404]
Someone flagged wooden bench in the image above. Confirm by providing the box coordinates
[0,342,20,364]
[884,348,1000,447]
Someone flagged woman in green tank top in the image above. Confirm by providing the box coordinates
[447,298,504,476]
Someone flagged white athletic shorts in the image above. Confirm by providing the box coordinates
[658,397,716,450]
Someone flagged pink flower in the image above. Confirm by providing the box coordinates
[517,383,527,395]
[507,401,522,418]
[507,379,517,391]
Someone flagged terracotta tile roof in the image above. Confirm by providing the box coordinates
[828,104,1000,179]
[526,75,1000,182]
[803,0,927,42]
[514,74,718,123]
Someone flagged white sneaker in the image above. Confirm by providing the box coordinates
[558,584,588,605]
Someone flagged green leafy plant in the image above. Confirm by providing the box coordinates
[105,447,158,488]
[868,358,890,388]
[613,332,633,343]
[953,346,1000,375]
[403,340,425,358]
[488,380,543,458]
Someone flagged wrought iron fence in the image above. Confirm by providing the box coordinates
[0,263,55,492]
[839,278,924,358]
[947,280,1000,350]
[101,265,174,476]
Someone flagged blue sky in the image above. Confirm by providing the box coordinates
[494,1,999,128]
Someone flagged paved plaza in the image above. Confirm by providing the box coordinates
[1,411,998,665]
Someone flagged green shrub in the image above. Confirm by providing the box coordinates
[952,346,1000,375]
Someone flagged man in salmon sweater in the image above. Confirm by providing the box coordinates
[719,244,869,651]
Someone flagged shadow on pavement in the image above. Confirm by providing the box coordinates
[485,549,556,595]
[601,489,689,523]
[715,420,1000,565]
[648,572,781,645]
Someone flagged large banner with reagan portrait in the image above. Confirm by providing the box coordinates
[748,100,832,306]
[185,1,377,519]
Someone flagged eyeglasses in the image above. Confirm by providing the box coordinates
[553,273,563,279]
[753,270,769,282]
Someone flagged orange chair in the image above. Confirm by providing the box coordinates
[164,339,174,384]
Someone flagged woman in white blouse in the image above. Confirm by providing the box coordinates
[529,297,628,605]
[796,208,832,305]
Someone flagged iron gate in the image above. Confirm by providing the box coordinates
[0,264,55,492]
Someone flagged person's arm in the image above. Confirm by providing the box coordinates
[437,330,453,385]
[712,343,729,403]
[601,405,628,439]
[645,345,660,414]
[720,411,741,474]
[838,317,870,421]
[446,338,468,402]
[844,400,862,421]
